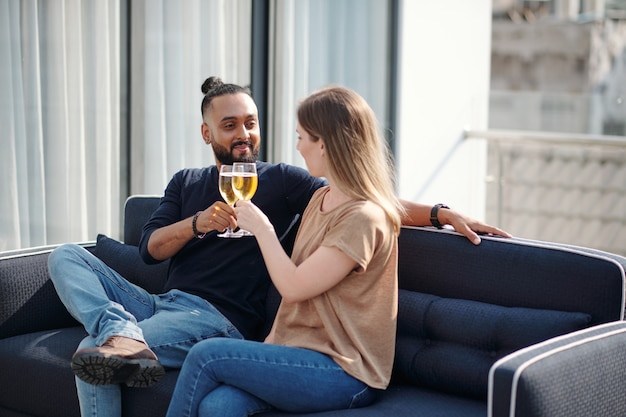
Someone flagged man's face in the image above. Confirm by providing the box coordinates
[202,93,261,165]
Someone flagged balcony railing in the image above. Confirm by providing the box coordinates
[465,129,626,256]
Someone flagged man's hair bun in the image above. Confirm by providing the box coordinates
[199,76,252,116]
[201,76,223,95]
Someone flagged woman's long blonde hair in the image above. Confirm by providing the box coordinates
[297,86,405,234]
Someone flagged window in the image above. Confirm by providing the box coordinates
[266,0,392,168]
[1,0,392,251]
[2,1,122,250]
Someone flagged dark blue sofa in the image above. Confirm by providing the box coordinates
[1,195,626,417]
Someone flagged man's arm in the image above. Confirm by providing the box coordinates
[400,199,512,245]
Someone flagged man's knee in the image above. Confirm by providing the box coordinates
[48,243,84,280]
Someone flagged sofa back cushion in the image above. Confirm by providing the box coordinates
[393,289,591,399]
[0,250,78,338]
[398,227,625,326]
[123,195,162,247]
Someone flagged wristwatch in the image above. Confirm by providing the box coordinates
[430,204,449,229]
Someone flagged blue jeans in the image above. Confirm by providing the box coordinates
[165,338,378,417]
[48,244,243,417]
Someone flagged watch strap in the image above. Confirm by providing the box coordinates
[430,204,449,229]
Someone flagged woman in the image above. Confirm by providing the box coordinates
[165,86,404,417]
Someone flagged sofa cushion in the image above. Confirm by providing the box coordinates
[261,384,486,417]
[394,290,592,399]
[0,327,86,417]
[92,234,169,294]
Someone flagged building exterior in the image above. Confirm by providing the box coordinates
[487,0,626,255]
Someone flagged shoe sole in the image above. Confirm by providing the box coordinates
[71,353,165,388]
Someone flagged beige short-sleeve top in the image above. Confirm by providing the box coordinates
[266,186,398,389]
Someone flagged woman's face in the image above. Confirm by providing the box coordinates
[296,122,325,177]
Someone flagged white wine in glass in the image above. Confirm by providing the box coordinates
[232,162,258,236]
[217,165,241,238]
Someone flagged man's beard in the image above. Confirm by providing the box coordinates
[212,140,259,165]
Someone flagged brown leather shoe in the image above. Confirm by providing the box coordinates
[71,336,165,387]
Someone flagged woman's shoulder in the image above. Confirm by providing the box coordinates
[344,199,387,221]
[322,199,391,238]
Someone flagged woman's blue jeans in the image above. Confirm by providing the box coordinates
[47,243,243,417]
[165,338,378,417]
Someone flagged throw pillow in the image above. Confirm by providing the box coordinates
[92,234,169,294]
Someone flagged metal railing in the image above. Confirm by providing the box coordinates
[465,129,626,147]
[464,128,626,255]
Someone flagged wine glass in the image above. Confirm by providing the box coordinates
[231,162,258,236]
[217,165,242,238]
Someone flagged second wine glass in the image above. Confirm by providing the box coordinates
[231,162,258,236]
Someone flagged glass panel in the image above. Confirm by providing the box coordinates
[1,1,121,251]
[267,0,390,168]
[129,0,252,195]
[1,0,252,251]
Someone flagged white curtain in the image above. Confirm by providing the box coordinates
[130,0,388,192]
[1,0,251,251]
[267,0,390,167]
[1,0,386,251]
[130,0,252,196]
[1,0,120,250]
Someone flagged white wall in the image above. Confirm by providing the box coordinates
[396,1,492,219]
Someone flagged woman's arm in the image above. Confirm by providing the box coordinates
[234,200,356,303]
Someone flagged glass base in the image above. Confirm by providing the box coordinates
[217,228,244,238]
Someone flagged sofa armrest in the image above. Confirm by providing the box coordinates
[0,244,91,339]
[489,321,626,417]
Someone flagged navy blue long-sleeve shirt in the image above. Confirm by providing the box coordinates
[138,162,326,340]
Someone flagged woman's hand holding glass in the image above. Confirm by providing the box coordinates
[233,200,273,238]
[217,162,258,238]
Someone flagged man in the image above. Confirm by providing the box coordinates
[48,76,509,417]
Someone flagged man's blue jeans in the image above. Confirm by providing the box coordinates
[48,244,243,417]
[165,338,378,417]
